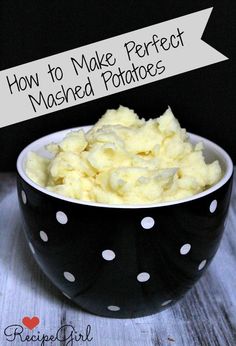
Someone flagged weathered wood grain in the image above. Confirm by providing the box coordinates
[0,172,235,346]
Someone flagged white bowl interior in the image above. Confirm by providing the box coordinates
[17,126,233,209]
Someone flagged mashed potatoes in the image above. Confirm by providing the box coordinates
[26,106,222,204]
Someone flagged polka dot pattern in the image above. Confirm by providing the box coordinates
[63,271,75,282]
[180,243,191,255]
[21,190,27,204]
[198,259,207,271]
[209,200,217,213]
[107,305,120,311]
[39,230,48,242]
[102,250,116,261]
[137,272,150,282]
[22,201,219,316]
[141,217,155,229]
[56,211,68,224]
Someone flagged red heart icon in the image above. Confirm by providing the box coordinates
[22,316,40,330]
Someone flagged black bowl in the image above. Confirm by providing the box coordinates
[16,127,233,318]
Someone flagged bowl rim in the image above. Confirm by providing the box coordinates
[16,126,234,209]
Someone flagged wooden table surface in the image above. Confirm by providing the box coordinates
[0,172,235,346]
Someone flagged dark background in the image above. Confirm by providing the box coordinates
[0,0,235,171]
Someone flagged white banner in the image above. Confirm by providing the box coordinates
[0,7,228,128]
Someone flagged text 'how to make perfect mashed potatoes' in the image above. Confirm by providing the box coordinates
[26,106,222,204]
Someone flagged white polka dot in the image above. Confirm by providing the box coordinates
[102,250,116,261]
[39,230,48,242]
[141,217,155,229]
[28,242,35,254]
[107,305,120,311]
[180,243,191,255]
[209,200,217,213]
[161,300,172,306]
[56,211,68,224]
[21,190,27,204]
[62,292,71,300]
[137,272,150,282]
[198,259,207,270]
[63,271,75,282]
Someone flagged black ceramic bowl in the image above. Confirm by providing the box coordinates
[16,127,233,318]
